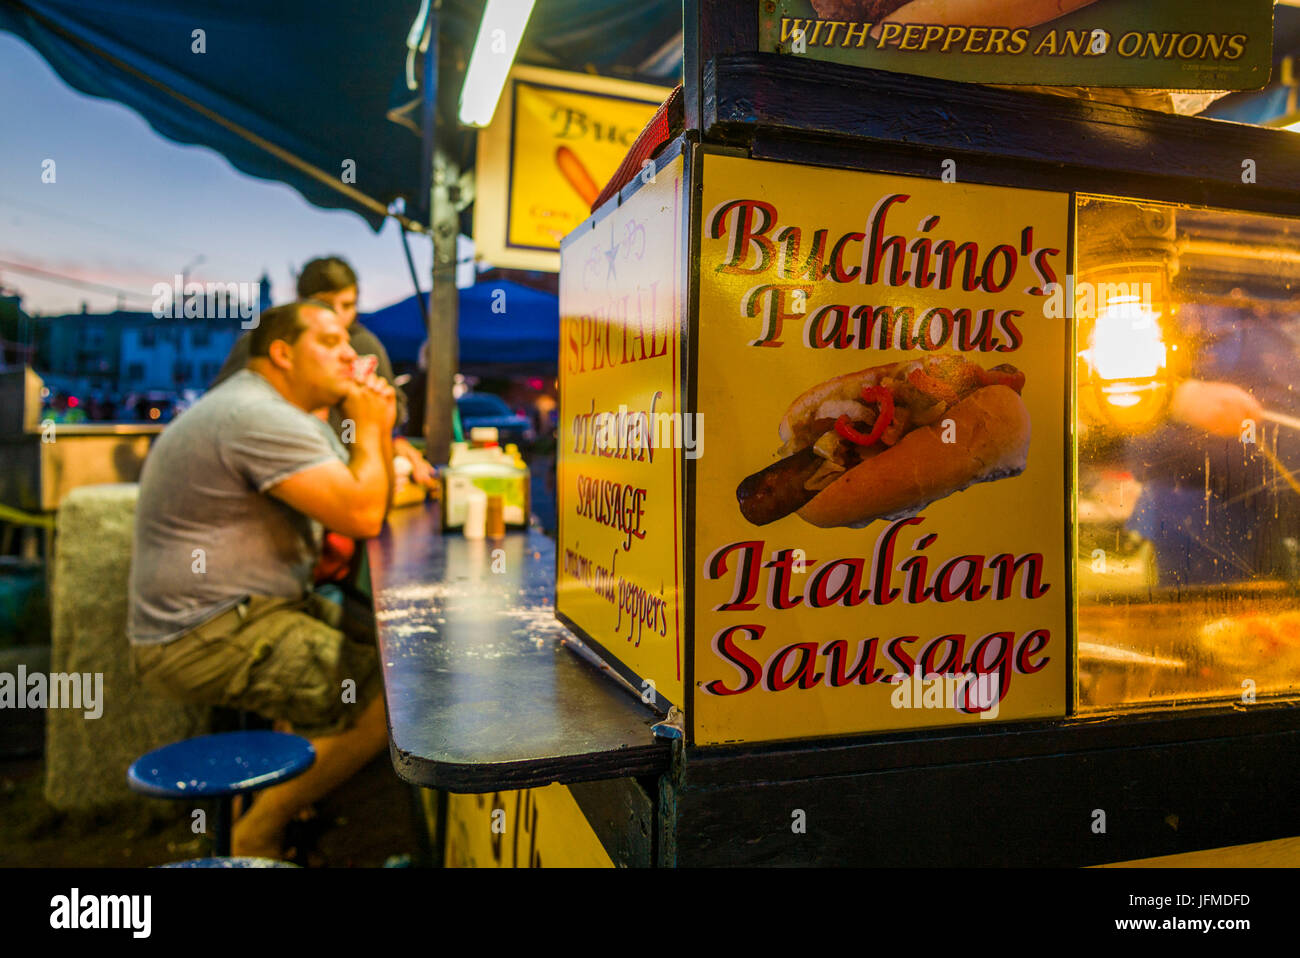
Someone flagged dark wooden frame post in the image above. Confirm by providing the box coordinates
[423,5,461,466]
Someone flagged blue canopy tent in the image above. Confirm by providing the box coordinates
[362,279,559,367]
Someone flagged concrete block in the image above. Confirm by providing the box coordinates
[44,483,208,812]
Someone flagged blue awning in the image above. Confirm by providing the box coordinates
[363,279,558,366]
[0,0,431,228]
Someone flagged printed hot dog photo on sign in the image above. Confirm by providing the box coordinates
[735,354,1031,529]
[692,155,1070,745]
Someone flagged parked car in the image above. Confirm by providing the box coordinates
[456,392,534,445]
[125,391,178,422]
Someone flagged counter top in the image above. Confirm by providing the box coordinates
[367,501,670,792]
[2,423,165,437]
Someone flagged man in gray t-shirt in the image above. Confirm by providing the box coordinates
[128,300,396,859]
[129,367,350,643]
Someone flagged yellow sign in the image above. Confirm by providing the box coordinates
[557,151,687,709]
[692,154,1070,745]
[442,785,614,868]
[474,66,668,272]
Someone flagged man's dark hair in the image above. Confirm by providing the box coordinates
[248,300,334,358]
[297,256,358,298]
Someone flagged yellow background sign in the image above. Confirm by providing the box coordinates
[440,785,614,868]
[557,152,687,708]
[474,66,667,272]
[692,154,1070,745]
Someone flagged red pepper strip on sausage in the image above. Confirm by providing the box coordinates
[834,415,875,445]
[835,385,895,447]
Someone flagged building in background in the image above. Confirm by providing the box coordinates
[118,318,240,395]
[20,285,263,419]
[0,286,34,368]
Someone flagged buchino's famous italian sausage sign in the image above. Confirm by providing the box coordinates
[759,0,1272,89]
[557,153,687,709]
[693,154,1068,744]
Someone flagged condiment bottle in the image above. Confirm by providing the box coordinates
[464,487,488,540]
[486,494,506,539]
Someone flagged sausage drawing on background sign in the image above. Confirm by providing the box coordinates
[556,145,600,207]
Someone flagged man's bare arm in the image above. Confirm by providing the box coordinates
[268,373,397,538]
[268,421,390,538]
[380,428,395,514]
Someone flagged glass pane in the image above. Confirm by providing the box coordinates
[1076,195,1300,712]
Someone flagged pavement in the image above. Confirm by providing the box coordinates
[0,746,424,868]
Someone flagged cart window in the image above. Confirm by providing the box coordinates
[1076,195,1300,712]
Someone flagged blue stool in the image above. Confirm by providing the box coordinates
[161,857,300,868]
[127,730,316,857]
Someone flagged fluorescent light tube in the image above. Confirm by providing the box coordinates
[458,0,537,128]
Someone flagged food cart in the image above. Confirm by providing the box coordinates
[372,0,1300,866]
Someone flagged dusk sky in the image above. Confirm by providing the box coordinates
[0,31,444,317]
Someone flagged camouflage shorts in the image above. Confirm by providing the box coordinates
[132,592,383,738]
